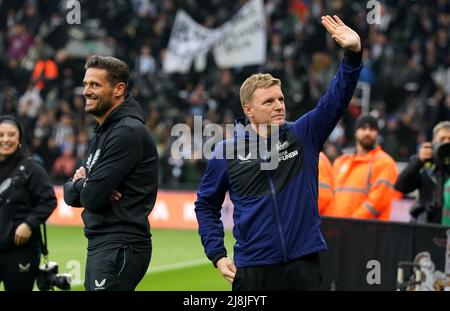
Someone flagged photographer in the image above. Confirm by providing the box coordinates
[0,116,57,291]
[395,121,450,225]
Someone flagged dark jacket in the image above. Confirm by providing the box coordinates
[63,93,159,248]
[0,157,57,251]
[395,155,447,224]
[195,50,362,268]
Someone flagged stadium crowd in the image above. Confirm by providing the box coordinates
[0,0,449,188]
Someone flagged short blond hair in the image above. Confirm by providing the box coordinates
[433,121,450,138]
[239,73,281,108]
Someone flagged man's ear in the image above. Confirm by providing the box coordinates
[243,104,253,119]
[114,82,126,98]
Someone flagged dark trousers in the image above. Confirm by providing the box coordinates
[232,252,322,291]
[84,243,151,291]
[0,242,40,291]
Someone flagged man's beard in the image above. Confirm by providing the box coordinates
[85,96,113,117]
[358,136,376,151]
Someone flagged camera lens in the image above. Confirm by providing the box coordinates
[52,274,72,290]
[37,262,71,291]
[435,142,450,169]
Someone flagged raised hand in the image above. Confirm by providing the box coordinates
[321,15,361,53]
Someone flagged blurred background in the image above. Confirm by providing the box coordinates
[1,0,449,188]
[0,0,449,291]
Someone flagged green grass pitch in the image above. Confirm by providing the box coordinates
[0,225,236,291]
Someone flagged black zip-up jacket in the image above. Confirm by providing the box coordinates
[394,155,446,223]
[63,93,159,248]
[0,158,57,251]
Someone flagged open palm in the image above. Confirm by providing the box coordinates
[321,15,361,53]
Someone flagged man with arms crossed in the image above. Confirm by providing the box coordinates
[64,56,158,291]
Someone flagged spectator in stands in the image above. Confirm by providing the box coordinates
[18,84,42,121]
[51,143,76,184]
[395,121,450,225]
[325,114,401,220]
[6,22,33,61]
[0,115,56,291]
[30,57,59,97]
[135,45,156,77]
[74,130,88,166]
[187,82,209,117]
[16,1,42,36]
[53,113,73,151]
[31,112,59,172]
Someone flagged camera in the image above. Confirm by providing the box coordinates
[433,142,450,171]
[36,261,72,291]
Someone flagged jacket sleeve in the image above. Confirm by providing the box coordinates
[24,160,57,230]
[352,157,399,219]
[292,50,362,154]
[394,155,423,194]
[63,179,84,207]
[194,144,229,266]
[80,126,142,213]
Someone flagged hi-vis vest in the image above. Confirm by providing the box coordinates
[325,146,402,220]
[318,152,334,214]
[31,59,58,90]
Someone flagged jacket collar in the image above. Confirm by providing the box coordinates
[93,93,145,133]
[234,117,289,142]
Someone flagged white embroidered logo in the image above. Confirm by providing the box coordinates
[275,141,289,151]
[238,152,252,163]
[94,278,106,290]
[86,149,101,171]
[18,263,31,272]
[0,178,12,195]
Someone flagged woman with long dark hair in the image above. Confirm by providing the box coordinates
[0,115,56,290]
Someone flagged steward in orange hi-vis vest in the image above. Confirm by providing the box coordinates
[318,152,334,214]
[325,115,402,220]
[327,145,401,220]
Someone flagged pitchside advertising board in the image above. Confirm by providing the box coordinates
[321,218,450,290]
[50,186,234,229]
[50,187,450,291]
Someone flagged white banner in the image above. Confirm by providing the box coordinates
[163,10,220,73]
[213,0,266,68]
[163,0,266,73]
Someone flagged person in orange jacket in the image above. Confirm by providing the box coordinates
[325,114,401,220]
[318,151,334,214]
